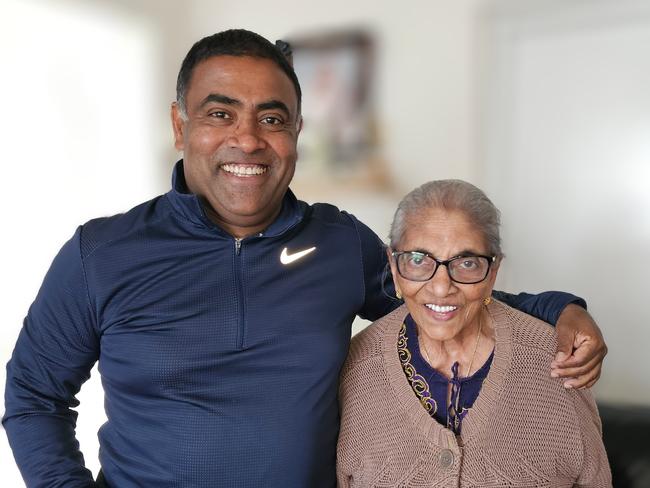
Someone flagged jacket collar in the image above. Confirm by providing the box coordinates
[165,160,305,237]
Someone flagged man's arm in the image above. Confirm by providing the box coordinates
[349,215,399,322]
[3,227,99,487]
[494,290,607,389]
[492,290,586,325]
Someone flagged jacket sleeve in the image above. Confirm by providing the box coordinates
[3,226,99,487]
[349,215,400,321]
[492,290,587,326]
[571,389,613,487]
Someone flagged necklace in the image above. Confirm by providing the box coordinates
[418,311,487,434]
[419,336,434,368]
[419,313,483,378]
[465,314,483,377]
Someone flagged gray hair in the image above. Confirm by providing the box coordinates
[389,179,503,257]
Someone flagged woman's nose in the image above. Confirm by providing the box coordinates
[426,264,455,296]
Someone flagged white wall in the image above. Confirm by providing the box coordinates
[182,0,484,193]
[481,0,650,404]
[0,0,165,483]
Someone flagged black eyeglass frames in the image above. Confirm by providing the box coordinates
[391,251,496,284]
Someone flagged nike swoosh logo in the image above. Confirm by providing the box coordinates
[280,246,316,265]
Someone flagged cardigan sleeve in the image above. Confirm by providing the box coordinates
[571,389,613,487]
[337,358,355,486]
[336,468,352,488]
[336,338,367,488]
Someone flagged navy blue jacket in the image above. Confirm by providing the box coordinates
[3,162,582,487]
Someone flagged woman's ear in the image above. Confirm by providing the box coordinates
[386,248,396,276]
[486,256,502,291]
[387,248,402,297]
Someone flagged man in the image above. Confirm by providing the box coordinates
[4,29,606,487]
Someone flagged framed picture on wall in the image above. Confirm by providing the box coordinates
[286,29,390,193]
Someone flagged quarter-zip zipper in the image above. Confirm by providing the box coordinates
[233,238,245,348]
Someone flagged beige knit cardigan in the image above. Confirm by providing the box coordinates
[337,301,611,487]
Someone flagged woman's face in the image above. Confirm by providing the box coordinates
[389,208,500,343]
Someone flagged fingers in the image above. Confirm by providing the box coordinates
[554,330,576,364]
[552,304,608,389]
[551,339,607,389]
[552,333,599,366]
[554,305,604,365]
[558,363,602,389]
[552,352,595,378]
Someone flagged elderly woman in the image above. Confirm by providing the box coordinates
[337,180,611,487]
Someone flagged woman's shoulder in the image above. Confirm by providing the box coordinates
[345,305,409,371]
[491,300,558,356]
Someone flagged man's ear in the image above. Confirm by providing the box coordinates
[171,102,186,151]
[296,115,303,135]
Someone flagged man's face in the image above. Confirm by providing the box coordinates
[172,55,301,238]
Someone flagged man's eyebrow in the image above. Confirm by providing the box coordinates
[200,93,241,107]
[199,95,293,118]
[257,100,291,117]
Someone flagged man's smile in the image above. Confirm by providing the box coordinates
[220,163,268,176]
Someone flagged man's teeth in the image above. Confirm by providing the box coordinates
[426,304,458,313]
[222,164,267,176]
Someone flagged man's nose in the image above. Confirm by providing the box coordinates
[227,118,266,153]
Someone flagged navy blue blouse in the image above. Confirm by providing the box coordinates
[398,314,494,434]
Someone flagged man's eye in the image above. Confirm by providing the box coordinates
[261,116,284,125]
[409,254,425,266]
[208,111,230,119]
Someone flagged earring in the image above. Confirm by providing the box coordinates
[483,296,492,306]
[396,290,403,300]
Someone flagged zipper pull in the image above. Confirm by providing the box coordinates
[235,238,242,255]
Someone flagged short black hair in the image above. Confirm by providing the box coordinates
[176,29,302,116]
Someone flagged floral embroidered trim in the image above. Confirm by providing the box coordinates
[398,323,437,414]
